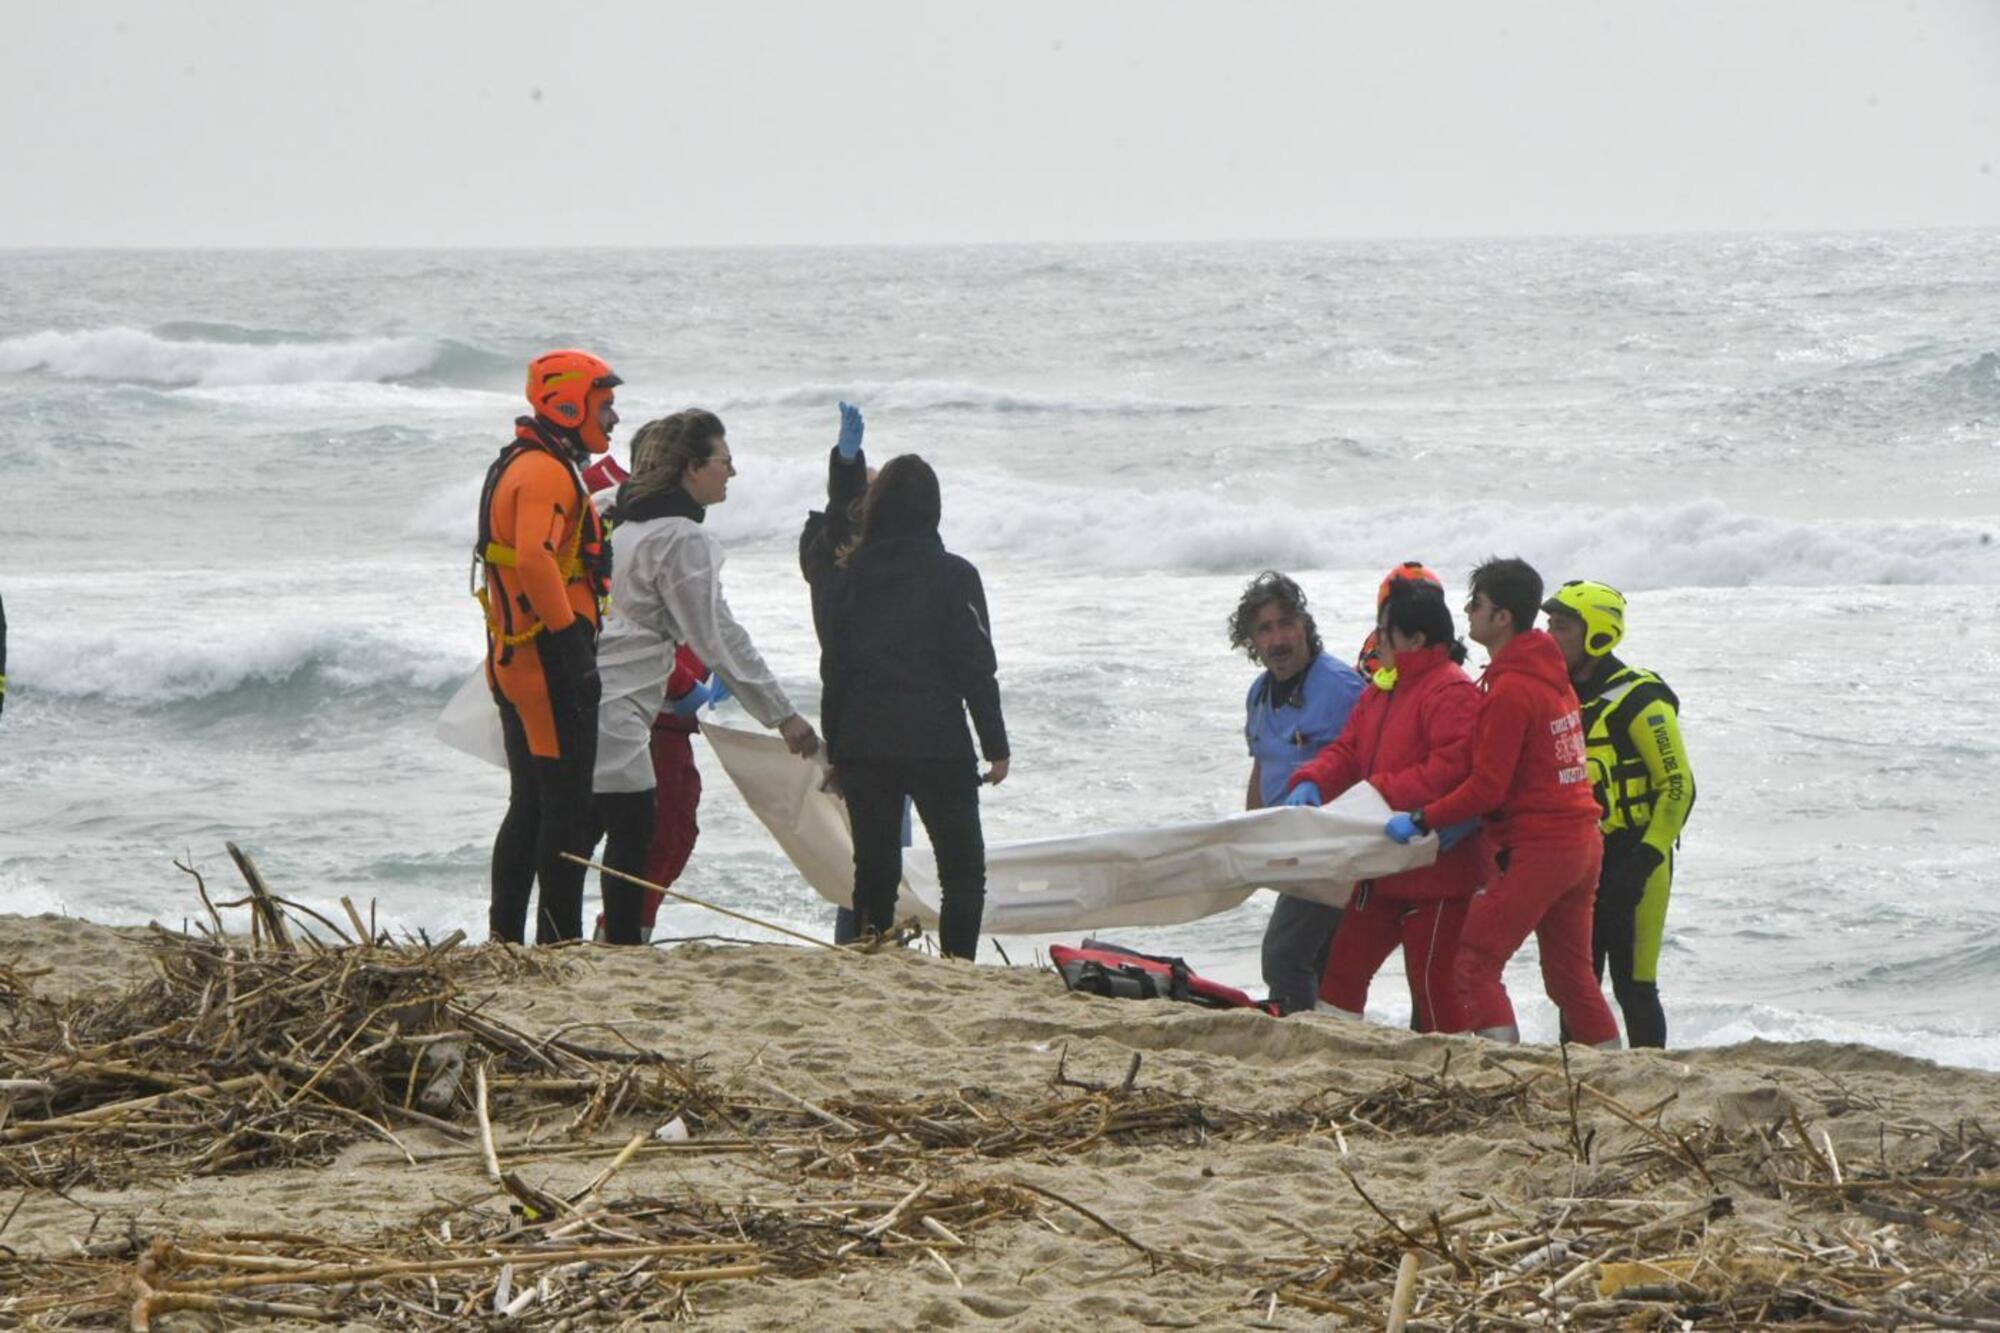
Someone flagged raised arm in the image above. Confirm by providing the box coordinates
[801,402,870,587]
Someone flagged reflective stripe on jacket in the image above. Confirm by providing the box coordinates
[1577,659,1695,858]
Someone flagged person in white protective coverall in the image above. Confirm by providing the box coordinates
[587,409,819,943]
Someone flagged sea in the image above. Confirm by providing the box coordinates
[3,234,1998,1067]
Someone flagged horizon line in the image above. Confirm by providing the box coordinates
[6,221,2000,255]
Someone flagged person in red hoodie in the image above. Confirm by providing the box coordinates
[1383,557,1621,1047]
[1281,577,1489,1032]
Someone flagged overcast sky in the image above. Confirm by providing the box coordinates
[5,0,1998,247]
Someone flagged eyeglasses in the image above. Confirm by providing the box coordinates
[706,453,737,475]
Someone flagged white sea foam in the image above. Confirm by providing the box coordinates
[0,326,446,387]
[706,377,1219,416]
[12,618,469,704]
[1677,1005,2000,1073]
[172,380,510,414]
[761,473,2000,589]
[0,871,71,919]
[404,455,2000,588]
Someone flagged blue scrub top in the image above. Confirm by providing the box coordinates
[1245,651,1365,806]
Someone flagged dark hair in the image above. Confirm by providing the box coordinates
[1468,556,1544,633]
[1380,582,1468,665]
[842,454,941,561]
[625,409,724,503]
[1227,571,1323,663]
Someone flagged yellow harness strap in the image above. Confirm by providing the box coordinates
[482,540,585,580]
[475,514,588,646]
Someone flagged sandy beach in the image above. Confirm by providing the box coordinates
[5,907,2000,1329]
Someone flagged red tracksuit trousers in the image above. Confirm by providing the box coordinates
[1319,889,1469,1033]
[1454,835,1621,1045]
[639,726,703,930]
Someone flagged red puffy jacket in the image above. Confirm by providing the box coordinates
[1284,643,1491,901]
[1422,629,1599,847]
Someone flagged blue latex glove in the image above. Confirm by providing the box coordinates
[669,679,714,718]
[1384,813,1423,844]
[835,401,865,461]
[1279,781,1322,808]
[1437,819,1478,852]
[704,675,732,710]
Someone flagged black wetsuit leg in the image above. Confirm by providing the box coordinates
[1592,887,1667,1049]
[532,639,598,944]
[491,697,542,944]
[489,664,597,946]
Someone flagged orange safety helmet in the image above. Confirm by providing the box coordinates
[525,349,622,454]
[1376,559,1443,608]
[1358,561,1446,674]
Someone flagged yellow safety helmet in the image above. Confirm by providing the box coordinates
[1542,579,1626,657]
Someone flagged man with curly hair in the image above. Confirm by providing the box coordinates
[1230,571,1365,1013]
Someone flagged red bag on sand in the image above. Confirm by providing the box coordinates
[1050,941,1278,1016]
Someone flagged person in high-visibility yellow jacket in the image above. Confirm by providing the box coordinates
[1542,580,1695,1048]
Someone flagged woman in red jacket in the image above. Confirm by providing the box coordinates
[1282,579,1488,1032]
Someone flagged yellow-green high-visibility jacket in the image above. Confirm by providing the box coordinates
[1575,659,1695,859]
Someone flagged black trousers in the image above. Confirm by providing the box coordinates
[491,685,597,945]
[844,759,986,960]
[590,789,658,945]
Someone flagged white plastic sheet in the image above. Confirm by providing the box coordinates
[697,722,1437,934]
[436,664,507,768]
[438,690,1441,933]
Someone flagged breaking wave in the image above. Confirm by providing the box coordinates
[707,378,1222,416]
[11,620,470,706]
[0,325,508,388]
[405,454,2000,589]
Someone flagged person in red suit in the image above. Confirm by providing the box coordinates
[1382,557,1621,1047]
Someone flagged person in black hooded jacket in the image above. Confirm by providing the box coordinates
[816,453,1008,960]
